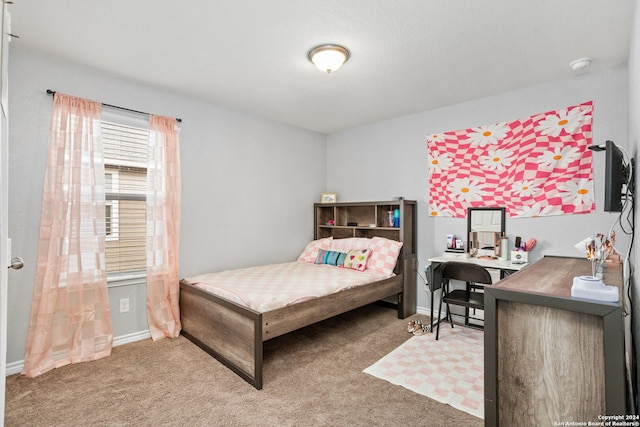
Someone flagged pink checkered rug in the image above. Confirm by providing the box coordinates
[363,326,484,419]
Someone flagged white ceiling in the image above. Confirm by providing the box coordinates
[9,0,636,134]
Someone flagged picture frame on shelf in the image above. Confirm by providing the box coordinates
[320,192,337,204]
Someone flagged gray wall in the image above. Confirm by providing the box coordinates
[7,49,327,366]
[327,66,630,310]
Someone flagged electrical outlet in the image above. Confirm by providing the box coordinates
[119,298,130,313]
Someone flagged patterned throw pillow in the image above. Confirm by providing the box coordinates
[297,237,333,263]
[343,248,371,271]
[315,249,347,266]
[366,236,403,275]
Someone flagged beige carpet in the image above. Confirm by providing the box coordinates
[5,304,483,427]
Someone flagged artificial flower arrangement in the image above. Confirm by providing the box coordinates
[577,232,620,277]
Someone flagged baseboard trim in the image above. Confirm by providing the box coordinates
[5,330,151,377]
[113,330,152,347]
[6,360,23,377]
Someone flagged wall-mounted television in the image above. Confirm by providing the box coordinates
[603,140,631,212]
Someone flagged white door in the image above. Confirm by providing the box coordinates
[0,4,11,425]
[0,137,6,424]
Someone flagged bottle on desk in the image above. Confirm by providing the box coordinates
[499,235,509,261]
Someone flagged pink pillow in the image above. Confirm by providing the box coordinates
[297,237,333,263]
[367,236,403,275]
[330,237,371,253]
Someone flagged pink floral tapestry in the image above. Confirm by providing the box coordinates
[427,101,594,218]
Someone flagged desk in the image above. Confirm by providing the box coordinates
[484,256,625,425]
[426,254,529,332]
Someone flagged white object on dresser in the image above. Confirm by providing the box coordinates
[571,275,619,303]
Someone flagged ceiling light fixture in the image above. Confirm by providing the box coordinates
[569,57,592,72]
[307,44,350,74]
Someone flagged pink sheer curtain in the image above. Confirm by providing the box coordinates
[23,93,113,378]
[146,115,181,339]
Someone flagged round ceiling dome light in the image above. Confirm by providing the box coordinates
[307,44,350,74]
[570,57,592,72]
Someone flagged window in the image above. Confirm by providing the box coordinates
[102,121,148,280]
[105,170,119,239]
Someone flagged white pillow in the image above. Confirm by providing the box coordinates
[329,237,371,253]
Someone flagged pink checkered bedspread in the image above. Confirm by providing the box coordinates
[182,261,393,313]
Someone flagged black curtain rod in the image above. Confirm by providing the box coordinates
[46,90,182,123]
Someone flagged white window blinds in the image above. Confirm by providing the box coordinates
[102,121,148,277]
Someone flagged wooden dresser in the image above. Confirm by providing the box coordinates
[484,256,627,426]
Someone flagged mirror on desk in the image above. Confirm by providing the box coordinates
[467,207,506,258]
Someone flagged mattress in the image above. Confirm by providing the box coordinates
[182,261,393,312]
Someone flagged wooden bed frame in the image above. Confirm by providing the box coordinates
[179,255,416,389]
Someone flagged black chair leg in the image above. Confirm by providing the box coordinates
[436,288,444,340]
[446,303,454,328]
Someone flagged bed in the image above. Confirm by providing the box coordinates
[179,235,417,389]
